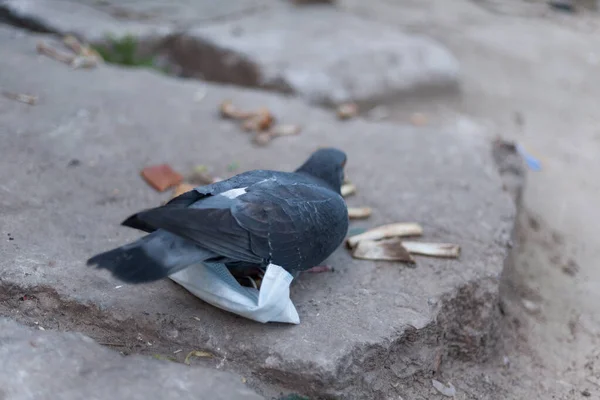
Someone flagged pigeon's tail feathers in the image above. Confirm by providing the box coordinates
[86,230,215,284]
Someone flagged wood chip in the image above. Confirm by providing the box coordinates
[341,183,356,197]
[141,164,183,192]
[346,223,423,248]
[2,91,37,105]
[348,207,372,219]
[351,238,415,263]
[36,41,75,65]
[171,183,195,199]
[336,103,358,120]
[401,241,461,259]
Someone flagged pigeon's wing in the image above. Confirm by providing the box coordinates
[128,178,346,269]
[232,180,348,271]
[121,170,277,234]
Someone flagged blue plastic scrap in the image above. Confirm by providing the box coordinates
[515,144,542,171]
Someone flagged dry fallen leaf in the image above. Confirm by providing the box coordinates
[184,350,214,365]
[401,241,461,259]
[255,107,274,131]
[171,183,195,199]
[219,100,255,120]
[346,223,423,248]
[36,41,75,65]
[348,207,372,219]
[71,55,100,69]
[63,35,84,55]
[2,91,38,105]
[242,108,275,132]
[351,238,415,263]
[141,164,184,192]
[341,183,356,197]
[410,113,428,126]
[271,124,302,137]
[242,116,260,132]
[253,132,273,146]
[336,103,358,120]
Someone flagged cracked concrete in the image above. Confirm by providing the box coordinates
[0,24,516,399]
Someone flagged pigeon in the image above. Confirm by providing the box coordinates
[87,148,350,284]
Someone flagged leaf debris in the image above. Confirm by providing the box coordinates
[2,91,38,105]
[401,241,461,258]
[347,207,372,219]
[37,36,103,69]
[336,103,358,120]
[218,100,301,146]
[341,183,357,197]
[346,223,424,249]
[184,350,214,365]
[351,238,415,263]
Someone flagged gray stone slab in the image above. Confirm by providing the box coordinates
[1,0,460,105]
[0,27,513,399]
[179,8,460,105]
[0,0,270,39]
[0,318,263,400]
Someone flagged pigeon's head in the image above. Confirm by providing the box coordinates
[296,148,347,193]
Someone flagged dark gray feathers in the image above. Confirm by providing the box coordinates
[87,148,349,284]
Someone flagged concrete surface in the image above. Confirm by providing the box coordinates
[0,0,460,105]
[0,27,514,399]
[0,318,263,400]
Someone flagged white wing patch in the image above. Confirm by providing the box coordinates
[220,187,247,199]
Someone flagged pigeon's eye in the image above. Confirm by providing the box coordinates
[341,159,347,168]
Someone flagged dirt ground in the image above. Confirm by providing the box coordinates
[336,0,600,398]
